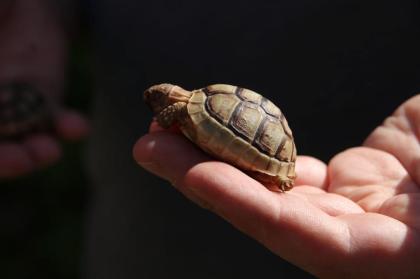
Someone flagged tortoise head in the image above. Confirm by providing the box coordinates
[144,83,192,115]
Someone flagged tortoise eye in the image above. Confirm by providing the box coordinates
[144,88,170,114]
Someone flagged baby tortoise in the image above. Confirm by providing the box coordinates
[0,83,51,140]
[144,84,296,191]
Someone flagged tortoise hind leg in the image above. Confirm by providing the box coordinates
[156,102,187,129]
[276,176,294,192]
[248,171,294,192]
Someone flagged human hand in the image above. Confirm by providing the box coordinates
[133,94,420,278]
[0,105,89,179]
[0,0,89,178]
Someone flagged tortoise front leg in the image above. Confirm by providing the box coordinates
[156,102,187,129]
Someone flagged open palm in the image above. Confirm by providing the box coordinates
[134,95,420,278]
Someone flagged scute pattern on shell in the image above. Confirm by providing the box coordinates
[202,85,296,164]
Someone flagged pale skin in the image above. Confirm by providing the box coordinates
[134,94,420,278]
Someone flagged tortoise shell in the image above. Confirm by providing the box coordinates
[144,84,296,191]
[0,83,50,140]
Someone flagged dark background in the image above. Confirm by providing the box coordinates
[1,0,420,278]
[0,36,92,278]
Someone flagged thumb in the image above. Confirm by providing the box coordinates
[54,109,90,141]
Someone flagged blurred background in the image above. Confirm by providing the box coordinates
[0,28,92,278]
[1,1,420,279]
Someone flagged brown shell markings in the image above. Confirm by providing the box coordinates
[144,84,296,191]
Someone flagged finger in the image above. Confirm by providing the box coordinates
[0,134,62,179]
[0,143,34,178]
[147,120,329,189]
[149,120,163,133]
[134,129,220,208]
[364,94,420,185]
[133,131,349,273]
[294,156,328,189]
[148,119,181,134]
[133,131,209,184]
[378,193,420,230]
[22,134,61,168]
[54,109,90,141]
